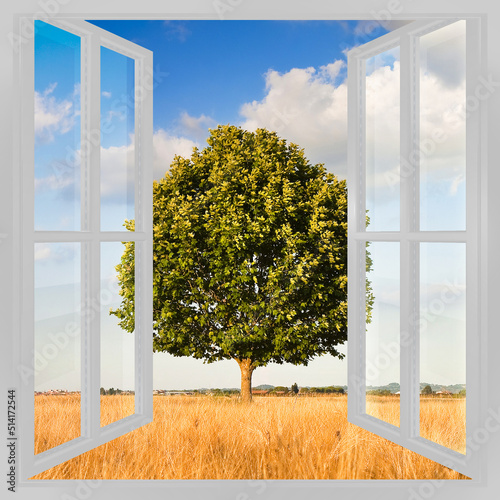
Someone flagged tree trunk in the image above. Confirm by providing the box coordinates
[237,358,255,403]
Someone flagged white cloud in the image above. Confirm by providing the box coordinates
[34,244,53,262]
[100,139,135,203]
[449,173,465,195]
[239,57,466,190]
[420,21,466,89]
[35,83,77,143]
[34,243,77,263]
[102,109,126,124]
[35,128,198,206]
[102,91,112,98]
[352,20,382,37]
[420,71,466,182]
[99,129,199,203]
[162,21,191,42]
[153,129,198,180]
[35,172,76,194]
[318,60,345,82]
[239,61,349,178]
[178,111,216,142]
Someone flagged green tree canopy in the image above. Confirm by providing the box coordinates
[422,385,433,395]
[112,125,369,402]
[273,386,290,394]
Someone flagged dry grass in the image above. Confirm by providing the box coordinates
[34,394,81,455]
[32,394,469,480]
[420,397,466,453]
[100,395,135,427]
[366,395,400,427]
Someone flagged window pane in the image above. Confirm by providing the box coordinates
[100,242,135,426]
[100,47,135,231]
[365,47,400,231]
[419,21,466,231]
[34,21,81,231]
[365,242,400,427]
[34,242,81,454]
[420,243,466,454]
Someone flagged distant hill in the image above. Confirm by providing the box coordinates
[366,384,399,393]
[156,382,464,394]
[366,383,466,394]
[420,383,465,394]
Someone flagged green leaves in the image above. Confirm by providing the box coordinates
[111,125,355,368]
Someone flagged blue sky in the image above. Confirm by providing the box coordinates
[33,20,467,392]
[89,20,362,129]
[34,22,81,231]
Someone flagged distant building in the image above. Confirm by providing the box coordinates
[251,389,269,395]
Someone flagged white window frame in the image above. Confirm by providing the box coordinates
[347,18,481,479]
[1,2,494,499]
[15,18,153,480]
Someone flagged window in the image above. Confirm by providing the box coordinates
[17,18,153,479]
[2,3,492,498]
[347,19,481,478]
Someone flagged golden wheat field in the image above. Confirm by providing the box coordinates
[32,394,469,480]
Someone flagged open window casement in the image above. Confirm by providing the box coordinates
[347,18,481,478]
[17,18,153,479]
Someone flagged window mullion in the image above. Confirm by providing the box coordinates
[81,31,101,439]
[134,57,143,417]
[133,53,154,420]
[347,51,366,421]
[399,32,420,441]
[464,17,483,480]
[19,19,36,479]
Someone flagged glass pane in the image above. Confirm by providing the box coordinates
[420,243,466,453]
[100,242,135,426]
[419,21,466,231]
[365,47,400,231]
[34,243,81,454]
[365,242,400,427]
[100,47,135,231]
[34,21,81,231]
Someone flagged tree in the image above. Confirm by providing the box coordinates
[422,385,433,395]
[273,386,289,394]
[100,387,106,395]
[367,389,392,396]
[291,383,299,395]
[112,125,372,403]
[108,387,116,395]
